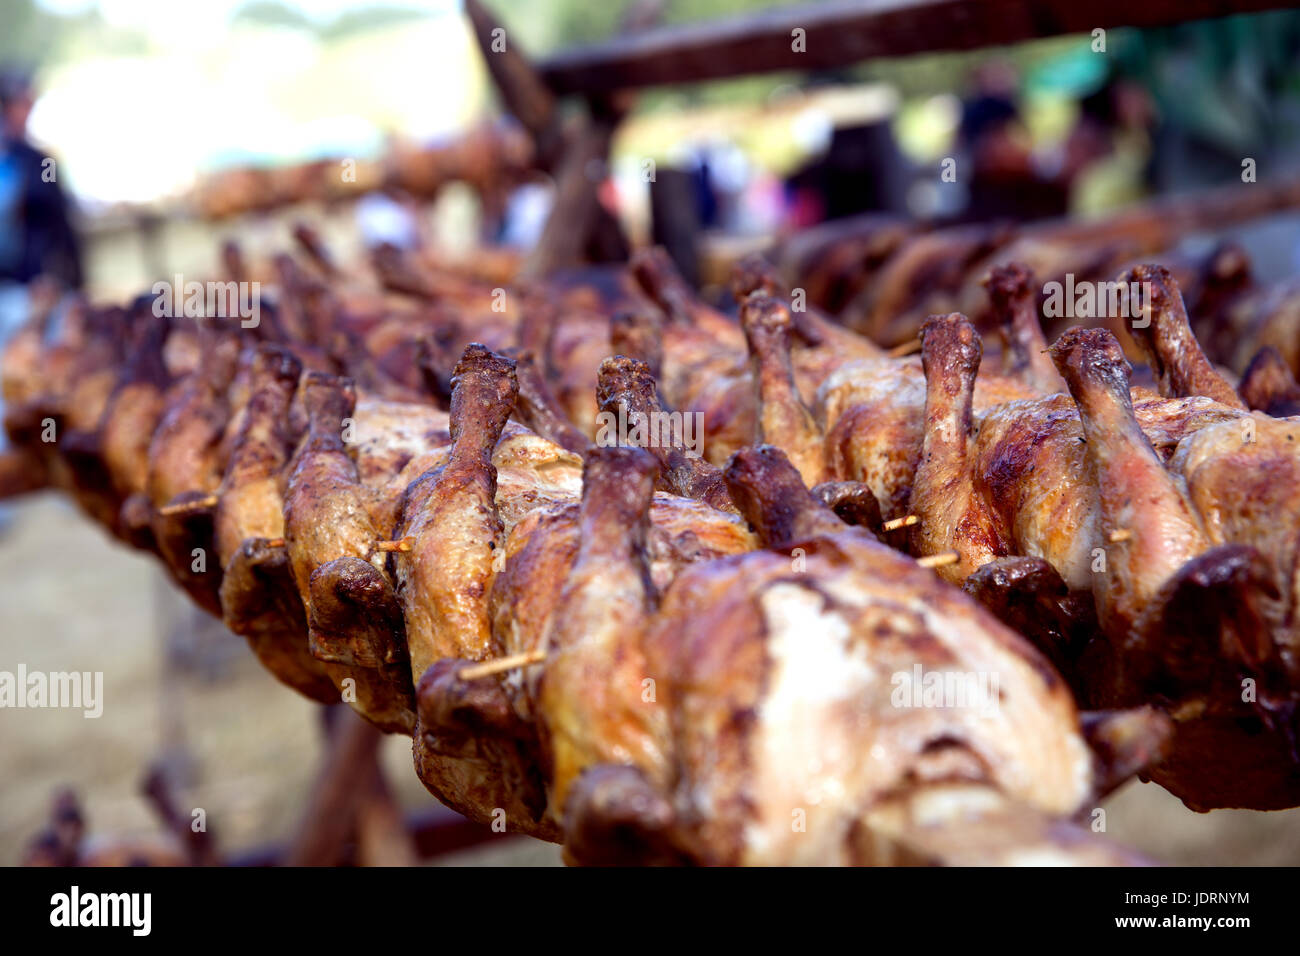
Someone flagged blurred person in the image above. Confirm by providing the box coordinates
[0,69,83,293]
[957,61,1065,221]
[784,121,910,226]
[1062,79,1156,215]
[0,69,83,531]
[356,182,425,251]
[499,181,552,249]
[958,62,1021,158]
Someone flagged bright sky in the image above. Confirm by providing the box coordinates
[26,0,482,205]
[36,0,460,25]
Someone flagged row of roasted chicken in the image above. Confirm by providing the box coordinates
[3,242,1298,863]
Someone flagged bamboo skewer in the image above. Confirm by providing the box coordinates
[458,649,547,681]
[887,339,922,358]
[374,537,415,553]
[882,514,919,531]
[157,494,218,516]
[1108,529,1132,543]
[916,552,959,570]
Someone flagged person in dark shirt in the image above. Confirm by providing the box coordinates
[0,70,83,507]
[953,60,1066,221]
[0,70,83,290]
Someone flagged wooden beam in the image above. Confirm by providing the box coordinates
[226,806,506,867]
[284,707,385,866]
[539,0,1294,94]
[521,114,622,277]
[1020,174,1300,249]
[465,0,558,142]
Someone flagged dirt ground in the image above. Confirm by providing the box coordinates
[0,494,560,866]
[1,492,1298,866]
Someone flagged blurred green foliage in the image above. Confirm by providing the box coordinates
[233,1,432,41]
[0,0,61,65]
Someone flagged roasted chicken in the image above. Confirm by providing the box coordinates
[7,223,1300,863]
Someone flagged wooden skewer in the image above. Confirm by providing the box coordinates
[1108,529,1132,543]
[374,536,415,553]
[882,514,919,531]
[887,339,922,358]
[157,494,218,516]
[1170,697,1207,722]
[916,551,959,570]
[265,538,286,549]
[458,649,547,681]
